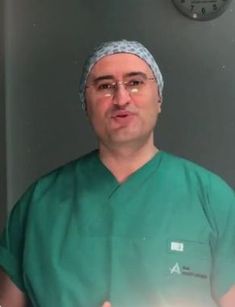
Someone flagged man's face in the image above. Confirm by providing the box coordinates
[85,53,162,148]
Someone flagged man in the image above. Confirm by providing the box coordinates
[0,40,235,307]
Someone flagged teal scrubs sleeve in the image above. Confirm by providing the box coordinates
[0,184,36,292]
[209,175,235,299]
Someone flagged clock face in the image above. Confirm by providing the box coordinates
[172,0,233,21]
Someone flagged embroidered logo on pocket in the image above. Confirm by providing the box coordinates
[170,241,184,252]
[170,262,181,274]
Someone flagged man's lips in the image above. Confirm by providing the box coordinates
[109,110,137,127]
[110,110,136,118]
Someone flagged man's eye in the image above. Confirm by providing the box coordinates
[97,83,113,91]
[127,79,144,87]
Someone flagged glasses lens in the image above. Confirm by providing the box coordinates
[94,81,116,97]
[124,76,146,94]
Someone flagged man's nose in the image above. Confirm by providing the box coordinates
[113,83,131,106]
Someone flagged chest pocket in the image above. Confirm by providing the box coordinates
[153,239,216,306]
[108,237,214,306]
[165,239,212,283]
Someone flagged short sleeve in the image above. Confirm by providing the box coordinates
[208,176,235,300]
[0,184,36,292]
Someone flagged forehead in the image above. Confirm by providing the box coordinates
[88,53,153,79]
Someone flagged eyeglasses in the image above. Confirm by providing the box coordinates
[86,75,156,98]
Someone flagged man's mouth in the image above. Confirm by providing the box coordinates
[111,111,134,118]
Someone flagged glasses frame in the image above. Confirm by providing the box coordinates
[85,75,156,98]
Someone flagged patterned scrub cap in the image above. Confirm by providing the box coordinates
[79,40,164,105]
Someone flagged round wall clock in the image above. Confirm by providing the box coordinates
[172,0,233,21]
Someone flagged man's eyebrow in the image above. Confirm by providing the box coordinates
[124,71,148,78]
[91,75,115,84]
[91,71,149,84]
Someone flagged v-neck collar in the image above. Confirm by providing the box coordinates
[93,149,164,186]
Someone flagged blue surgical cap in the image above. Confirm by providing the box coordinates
[79,40,164,105]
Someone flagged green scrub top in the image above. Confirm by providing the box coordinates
[0,150,235,307]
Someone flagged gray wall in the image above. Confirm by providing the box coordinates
[0,0,6,232]
[3,0,235,219]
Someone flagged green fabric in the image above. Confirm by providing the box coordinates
[0,150,235,307]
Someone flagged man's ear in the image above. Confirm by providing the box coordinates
[157,98,162,114]
[82,100,88,114]
[157,88,163,104]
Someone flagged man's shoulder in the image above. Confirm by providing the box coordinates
[162,151,218,175]
[161,151,234,192]
[161,151,205,173]
[42,149,98,178]
[23,150,99,200]
[8,150,99,219]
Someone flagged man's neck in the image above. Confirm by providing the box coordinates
[99,141,158,183]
